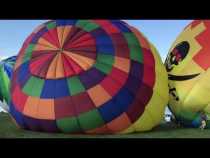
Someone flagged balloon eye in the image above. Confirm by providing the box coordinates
[173,41,190,61]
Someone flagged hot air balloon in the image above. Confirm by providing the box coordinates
[0,56,16,110]
[165,20,210,128]
[9,20,168,134]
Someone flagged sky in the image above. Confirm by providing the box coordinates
[0,20,192,61]
[0,20,193,114]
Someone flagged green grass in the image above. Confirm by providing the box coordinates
[1,112,210,138]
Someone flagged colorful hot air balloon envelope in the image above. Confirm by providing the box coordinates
[0,56,16,105]
[9,20,168,134]
[165,20,210,128]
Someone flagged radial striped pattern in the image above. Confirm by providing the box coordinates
[10,20,157,134]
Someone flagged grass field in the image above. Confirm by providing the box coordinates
[0,112,210,138]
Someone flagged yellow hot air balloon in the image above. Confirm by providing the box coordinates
[165,20,210,128]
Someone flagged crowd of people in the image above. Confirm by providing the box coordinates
[165,112,207,130]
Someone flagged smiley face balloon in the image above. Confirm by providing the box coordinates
[166,20,210,128]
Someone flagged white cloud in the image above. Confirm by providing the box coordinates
[0,56,9,60]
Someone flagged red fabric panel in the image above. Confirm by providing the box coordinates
[136,84,153,106]
[109,67,128,86]
[67,29,87,45]
[29,52,55,74]
[48,28,60,48]
[70,33,95,47]
[143,65,155,88]
[63,53,83,75]
[100,76,122,96]
[193,21,210,70]
[126,98,145,123]
[110,33,130,58]
[12,85,28,112]
[142,48,155,67]
[61,54,74,77]
[92,20,120,34]
[54,96,76,119]
[72,92,95,115]
[42,31,59,48]
[70,51,97,59]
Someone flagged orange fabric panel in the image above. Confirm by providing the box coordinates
[55,53,65,78]
[46,54,59,79]
[57,26,64,47]
[34,44,57,51]
[114,56,130,73]
[63,51,95,70]
[107,113,132,133]
[87,85,111,107]
[86,125,112,134]
[37,37,58,49]
[23,96,39,118]
[62,26,72,46]
[37,99,55,120]
[14,54,24,70]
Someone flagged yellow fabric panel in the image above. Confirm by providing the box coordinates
[178,60,205,76]
[167,61,204,114]
[121,43,168,133]
[173,61,204,107]
[182,68,210,112]
[204,103,210,114]
[167,22,206,75]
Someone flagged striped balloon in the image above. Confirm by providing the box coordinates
[0,56,16,104]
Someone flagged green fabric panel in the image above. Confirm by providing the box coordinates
[23,44,35,63]
[96,54,114,66]
[76,20,99,32]
[47,22,56,30]
[78,109,104,130]
[67,76,85,95]
[206,120,210,128]
[179,110,198,120]
[94,62,112,74]
[3,73,10,103]
[0,67,10,103]
[22,76,44,97]
[123,33,143,63]
[0,74,3,101]
[56,117,81,133]
[0,85,3,101]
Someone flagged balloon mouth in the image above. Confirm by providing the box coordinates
[168,73,200,81]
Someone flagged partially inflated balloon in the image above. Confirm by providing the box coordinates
[0,56,16,105]
[9,20,168,134]
[166,20,210,128]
